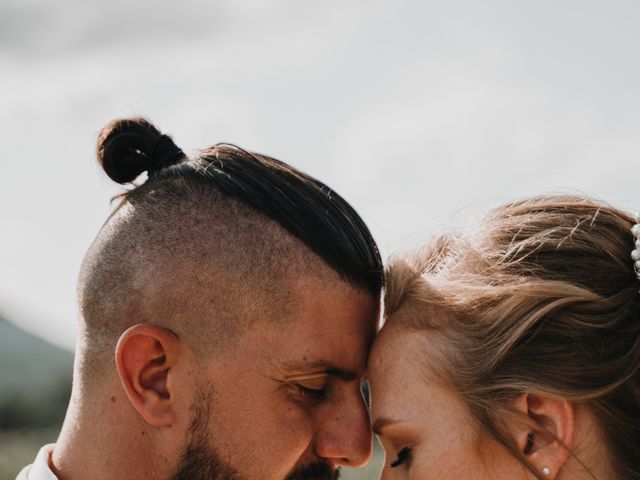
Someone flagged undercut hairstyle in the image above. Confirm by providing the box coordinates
[385,195,640,480]
[77,117,383,386]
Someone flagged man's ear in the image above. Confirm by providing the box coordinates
[115,324,181,428]
[510,393,574,478]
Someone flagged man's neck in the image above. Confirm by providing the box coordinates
[51,386,170,480]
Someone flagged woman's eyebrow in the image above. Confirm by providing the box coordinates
[280,359,360,381]
[372,416,401,435]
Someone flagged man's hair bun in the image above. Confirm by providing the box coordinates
[96,117,185,184]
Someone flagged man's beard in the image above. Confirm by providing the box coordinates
[171,434,243,480]
[285,461,340,480]
[170,389,340,480]
[170,389,243,480]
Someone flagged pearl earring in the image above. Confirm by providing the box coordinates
[543,467,551,476]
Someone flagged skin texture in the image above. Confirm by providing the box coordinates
[51,274,377,480]
[177,275,377,479]
[368,324,614,480]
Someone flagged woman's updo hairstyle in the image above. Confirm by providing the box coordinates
[385,195,640,480]
[96,117,186,184]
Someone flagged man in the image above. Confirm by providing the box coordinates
[17,118,383,480]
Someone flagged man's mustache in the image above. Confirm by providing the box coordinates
[285,461,339,480]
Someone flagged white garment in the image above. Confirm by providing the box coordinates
[15,444,58,480]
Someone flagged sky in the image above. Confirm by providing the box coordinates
[1,0,638,350]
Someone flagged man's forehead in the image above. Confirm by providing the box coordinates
[279,358,363,381]
[242,277,377,381]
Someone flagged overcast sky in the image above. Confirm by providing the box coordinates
[1,0,638,350]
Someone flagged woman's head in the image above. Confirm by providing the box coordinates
[370,195,640,480]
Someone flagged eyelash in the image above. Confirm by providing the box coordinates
[294,384,327,400]
[389,447,411,468]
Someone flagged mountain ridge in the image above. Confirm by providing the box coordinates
[0,312,73,427]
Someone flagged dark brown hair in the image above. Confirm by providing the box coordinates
[385,195,640,479]
[96,117,383,297]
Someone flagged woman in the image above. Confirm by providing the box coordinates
[369,195,640,479]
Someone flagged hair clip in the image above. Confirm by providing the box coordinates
[632,212,640,278]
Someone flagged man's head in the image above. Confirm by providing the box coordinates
[69,118,383,479]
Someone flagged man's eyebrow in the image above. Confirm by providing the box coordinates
[281,359,360,381]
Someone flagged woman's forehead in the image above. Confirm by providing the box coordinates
[368,327,426,387]
[369,324,453,396]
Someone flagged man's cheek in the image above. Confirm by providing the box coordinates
[267,402,319,474]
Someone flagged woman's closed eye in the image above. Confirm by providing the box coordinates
[389,447,412,468]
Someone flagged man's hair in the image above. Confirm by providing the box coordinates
[77,117,383,386]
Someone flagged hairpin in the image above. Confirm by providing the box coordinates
[631,212,640,278]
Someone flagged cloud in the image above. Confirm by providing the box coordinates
[1,0,638,347]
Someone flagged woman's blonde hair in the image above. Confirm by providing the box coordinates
[385,195,640,480]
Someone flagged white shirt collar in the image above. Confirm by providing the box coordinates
[20,444,58,480]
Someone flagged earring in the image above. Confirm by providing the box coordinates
[543,467,551,476]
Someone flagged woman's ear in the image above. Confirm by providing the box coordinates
[115,324,182,427]
[510,393,574,478]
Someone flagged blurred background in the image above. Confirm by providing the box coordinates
[1,0,638,478]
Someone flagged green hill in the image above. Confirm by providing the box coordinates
[0,314,73,428]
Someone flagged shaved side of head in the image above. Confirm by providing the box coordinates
[77,179,339,388]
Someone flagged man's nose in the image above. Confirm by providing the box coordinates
[314,391,373,468]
